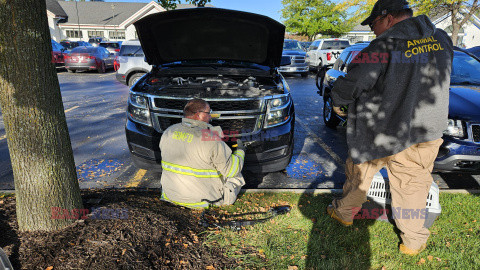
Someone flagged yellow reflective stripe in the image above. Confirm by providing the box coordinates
[234,150,245,160]
[226,154,239,178]
[161,160,218,173]
[161,164,220,178]
[161,192,209,209]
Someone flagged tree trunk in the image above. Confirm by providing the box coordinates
[0,1,83,231]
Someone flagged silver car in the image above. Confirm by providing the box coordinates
[65,46,115,73]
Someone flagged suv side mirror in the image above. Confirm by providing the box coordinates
[280,56,291,66]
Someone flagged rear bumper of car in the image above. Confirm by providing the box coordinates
[116,72,127,84]
[125,115,295,173]
[434,137,480,172]
[66,61,98,70]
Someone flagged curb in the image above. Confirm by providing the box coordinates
[2,189,480,194]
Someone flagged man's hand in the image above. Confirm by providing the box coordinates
[333,106,347,117]
[235,139,245,152]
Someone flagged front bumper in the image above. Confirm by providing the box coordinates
[125,115,295,173]
[279,64,308,74]
[434,137,480,172]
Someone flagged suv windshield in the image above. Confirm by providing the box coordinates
[321,40,350,50]
[120,45,144,57]
[100,43,120,49]
[451,51,480,85]
[283,40,303,51]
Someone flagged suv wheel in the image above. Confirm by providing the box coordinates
[97,61,106,73]
[323,95,341,128]
[128,73,145,86]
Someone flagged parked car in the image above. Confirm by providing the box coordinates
[99,41,123,55]
[65,46,115,73]
[115,39,152,86]
[306,38,350,70]
[126,8,295,173]
[278,39,309,77]
[60,40,91,53]
[51,39,65,69]
[320,44,480,173]
[88,37,107,47]
[467,46,480,58]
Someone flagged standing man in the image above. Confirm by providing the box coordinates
[326,0,453,255]
[160,98,245,208]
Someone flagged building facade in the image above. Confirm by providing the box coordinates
[46,1,209,42]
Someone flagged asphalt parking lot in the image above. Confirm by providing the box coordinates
[0,69,479,190]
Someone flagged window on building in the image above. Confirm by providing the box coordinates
[88,31,104,38]
[109,31,125,40]
[66,30,83,38]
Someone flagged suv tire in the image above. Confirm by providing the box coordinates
[323,95,341,128]
[128,73,145,86]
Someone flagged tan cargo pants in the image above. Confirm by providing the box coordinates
[332,138,443,250]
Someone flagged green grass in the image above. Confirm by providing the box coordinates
[203,192,480,270]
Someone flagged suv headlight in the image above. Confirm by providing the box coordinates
[265,95,291,128]
[443,119,464,138]
[128,93,151,126]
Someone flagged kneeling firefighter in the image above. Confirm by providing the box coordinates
[160,98,245,208]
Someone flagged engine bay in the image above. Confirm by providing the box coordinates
[138,75,284,97]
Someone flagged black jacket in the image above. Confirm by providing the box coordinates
[331,15,453,164]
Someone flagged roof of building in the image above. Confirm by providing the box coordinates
[57,1,148,25]
[55,1,214,26]
[46,0,68,18]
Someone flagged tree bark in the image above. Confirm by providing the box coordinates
[0,0,83,231]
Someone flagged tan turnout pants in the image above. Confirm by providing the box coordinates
[332,139,443,250]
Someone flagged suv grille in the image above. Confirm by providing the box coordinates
[151,97,264,135]
[154,98,261,111]
[472,125,480,143]
[291,56,305,64]
[156,116,258,134]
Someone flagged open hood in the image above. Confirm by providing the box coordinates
[134,8,285,67]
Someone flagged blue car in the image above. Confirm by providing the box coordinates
[320,44,480,173]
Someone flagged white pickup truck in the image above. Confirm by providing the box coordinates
[305,38,350,70]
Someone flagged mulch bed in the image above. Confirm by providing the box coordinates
[0,189,241,269]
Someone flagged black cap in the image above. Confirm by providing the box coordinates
[361,0,411,26]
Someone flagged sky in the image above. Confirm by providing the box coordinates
[103,0,284,22]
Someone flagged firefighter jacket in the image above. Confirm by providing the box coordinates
[159,118,245,208]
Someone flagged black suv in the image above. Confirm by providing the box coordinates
[126,8,295,173]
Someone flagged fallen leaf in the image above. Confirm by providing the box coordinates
[427,255,434,261]
[288,266,298,270]
[46,267,53,270]
[436,257,442,262]
[206,266,215,270]
[417,258,426,265]
[183,243,189,248]
[381,266,387,270]
[446,241,451,247]
[122,249,126,256]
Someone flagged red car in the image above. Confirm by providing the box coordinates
[51,39,65,69]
